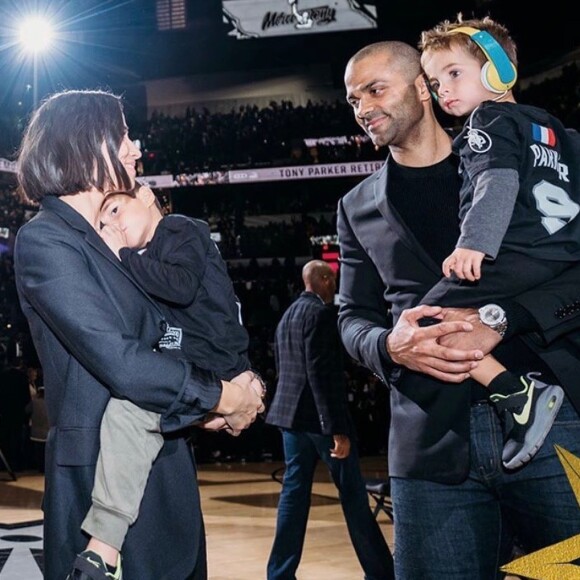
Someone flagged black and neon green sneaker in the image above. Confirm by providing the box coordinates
[490,372,564,470]
[66,550,122,580]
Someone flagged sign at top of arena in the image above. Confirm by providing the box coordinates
[222,0,377,39]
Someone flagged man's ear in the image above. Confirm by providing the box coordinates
[417,75,432,103]
[136,185,156,208]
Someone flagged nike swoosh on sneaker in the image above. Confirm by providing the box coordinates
[86,556,101,568]
[513,380,534,425]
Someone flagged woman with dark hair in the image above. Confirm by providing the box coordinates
[14,89,264,580]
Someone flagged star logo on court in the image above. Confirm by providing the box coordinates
[0,523,43,578]
[501,445,580,579]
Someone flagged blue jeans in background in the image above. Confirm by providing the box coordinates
[391,396,580,579]
[267,429,394,580]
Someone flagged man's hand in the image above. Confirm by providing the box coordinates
[330,434,350,459]
[387,305,483,383]
[437,307,502,354]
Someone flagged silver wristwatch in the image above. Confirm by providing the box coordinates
[478,303,508,337]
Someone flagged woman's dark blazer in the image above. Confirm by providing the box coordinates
[14,196,221,580]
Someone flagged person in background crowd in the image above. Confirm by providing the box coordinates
[0,355,31,472]
[266,259,394,580]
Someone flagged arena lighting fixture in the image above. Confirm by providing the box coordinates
[17,16,54,110]
[18,16,54,53]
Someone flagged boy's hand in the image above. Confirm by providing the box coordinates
[99,223,127,260]
[442,248,485,281]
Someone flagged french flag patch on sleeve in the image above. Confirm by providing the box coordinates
[532,123,557,147]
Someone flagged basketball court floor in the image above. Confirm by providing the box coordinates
[0,457,393,580]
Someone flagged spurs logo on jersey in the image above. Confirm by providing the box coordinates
[466,128,492,153]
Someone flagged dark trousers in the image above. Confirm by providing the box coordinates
[267,429,394,580]
[391,397,580,579]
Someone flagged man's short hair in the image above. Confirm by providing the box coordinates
[348,41,423,81]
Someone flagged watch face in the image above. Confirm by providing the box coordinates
[480,304,505,326]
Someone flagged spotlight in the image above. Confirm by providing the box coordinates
[18,16,54,53]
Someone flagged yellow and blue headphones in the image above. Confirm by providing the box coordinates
[450,26,517,93]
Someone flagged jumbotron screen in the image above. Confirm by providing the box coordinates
[222,0,378,39]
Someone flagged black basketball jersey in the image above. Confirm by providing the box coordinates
[453,101,580,261]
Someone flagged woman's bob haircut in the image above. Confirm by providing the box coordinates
[18,89,134,203]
